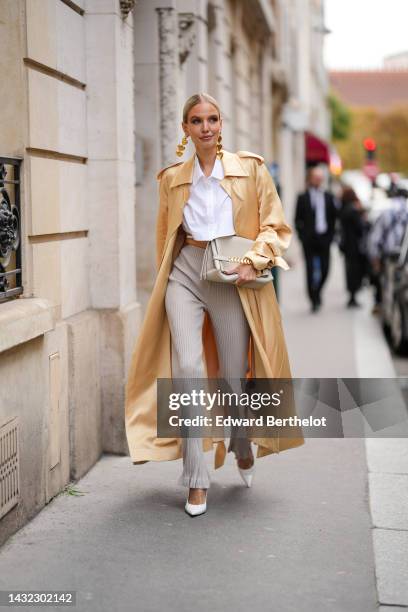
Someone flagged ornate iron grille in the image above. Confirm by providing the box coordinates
[0,157,22,302]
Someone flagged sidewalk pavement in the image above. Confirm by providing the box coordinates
[0,246,406,612]
[282,245,408,611]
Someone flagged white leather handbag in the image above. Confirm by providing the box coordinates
[200,235,273,290]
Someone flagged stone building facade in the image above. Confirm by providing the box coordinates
[0,0,329,544]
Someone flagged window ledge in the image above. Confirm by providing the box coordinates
[0,298,56,354]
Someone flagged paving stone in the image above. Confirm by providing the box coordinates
[373,529,408,606]
[368,472,408,530]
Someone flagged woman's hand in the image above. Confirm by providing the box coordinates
[224,263,257,286]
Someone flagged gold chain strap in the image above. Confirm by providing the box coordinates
[228,256,253,265]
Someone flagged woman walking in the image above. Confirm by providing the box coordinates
[125,93,304,517]
[339,187,369,307]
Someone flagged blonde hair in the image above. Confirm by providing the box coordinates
[182,93,221,123]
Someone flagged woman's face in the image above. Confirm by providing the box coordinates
[182,102,222,153]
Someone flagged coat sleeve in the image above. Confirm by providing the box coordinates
[243,161,292,271]
[156,172,169,270]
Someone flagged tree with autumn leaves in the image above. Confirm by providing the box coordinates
[329,92,408,174]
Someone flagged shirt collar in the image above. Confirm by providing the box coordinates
[192,155,224,186]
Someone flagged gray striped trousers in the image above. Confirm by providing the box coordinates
[165,244,253,489]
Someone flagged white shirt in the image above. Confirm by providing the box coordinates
[308,187,328,234]
[182,155,235,240]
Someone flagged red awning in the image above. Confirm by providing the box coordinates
[305,131,330,164]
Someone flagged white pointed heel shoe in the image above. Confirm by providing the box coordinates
[238,462,256,488]
[185,490,208,517]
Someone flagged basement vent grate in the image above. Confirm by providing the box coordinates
[0,417,20,519]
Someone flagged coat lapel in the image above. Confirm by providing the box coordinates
[324,192,331,220]
[169,149,249,188]
[306,190,316,223]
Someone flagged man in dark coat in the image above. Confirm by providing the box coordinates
[295,166,338,311]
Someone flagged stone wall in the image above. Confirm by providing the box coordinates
[0,0,140,546]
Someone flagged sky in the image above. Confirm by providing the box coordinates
[324,0,408,70]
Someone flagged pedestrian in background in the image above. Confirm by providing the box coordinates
[338,187,369,308]
[367,186,408,312]
[294,166,338,312]
[369,187,408,266]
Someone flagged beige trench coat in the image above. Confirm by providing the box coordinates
[125,149,305,470]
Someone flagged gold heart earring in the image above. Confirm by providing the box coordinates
[176,134,189,158]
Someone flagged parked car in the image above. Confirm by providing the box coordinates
[381,226,408,354]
